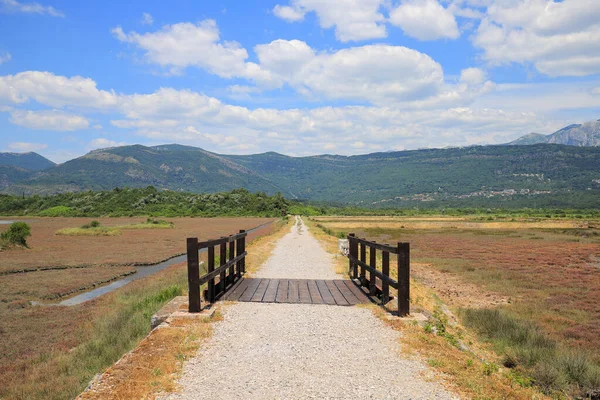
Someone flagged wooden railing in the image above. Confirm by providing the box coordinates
[187,230,247,312]
[347,233,410,317]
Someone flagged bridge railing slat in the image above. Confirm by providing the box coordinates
[186,230,247,312]
[347,233,410,317]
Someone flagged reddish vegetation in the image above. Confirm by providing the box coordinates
[0,217,276,399]
[0,217,273,272]
[359,228,600,359]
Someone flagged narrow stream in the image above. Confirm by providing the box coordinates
[57,221,274,306]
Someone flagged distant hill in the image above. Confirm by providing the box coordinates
[2,145,280,196]
[509,119,600,146]
[0,165,33,190]
[0,152,55,191]
[0,152,55,171]
[3,143,600,208]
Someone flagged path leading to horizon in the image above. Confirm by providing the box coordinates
[166,217,456,399]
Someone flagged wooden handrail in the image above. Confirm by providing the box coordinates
[187,229,247,312]
[347,233,410,317]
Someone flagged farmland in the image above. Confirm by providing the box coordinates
[0,216,278,399]
[312,215,600,396]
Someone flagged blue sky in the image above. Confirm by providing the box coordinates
[0,0,599,163]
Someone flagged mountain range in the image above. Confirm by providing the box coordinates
[2,118,600,208]
[509,119,600,146]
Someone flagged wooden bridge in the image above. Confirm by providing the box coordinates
[186,229,410,316]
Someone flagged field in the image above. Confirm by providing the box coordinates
[0,216,277,399]
[312,215,600,397]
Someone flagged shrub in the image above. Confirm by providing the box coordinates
[38,206,74,217]
[1,222,31,247]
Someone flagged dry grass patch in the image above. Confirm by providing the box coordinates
[79,310,221,400]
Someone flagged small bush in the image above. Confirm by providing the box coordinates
[90,220,101,228]
[38,206,74,217]
[1,222,31,247]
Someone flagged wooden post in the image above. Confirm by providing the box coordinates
[359,241,366,286]
[347,233,355,275]
[348,233,357,279]
[228,239,235,284]
[382,247,390,305]
[220,239,227,295]
[207,245,215,303]
[397,242,410,317]
[239,230,246,274]
[186,237,200,313]
[236,231,243,278]
[369,242,377,295]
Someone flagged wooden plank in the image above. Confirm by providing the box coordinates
[333,280,360,305]
[262,279,279,302]
[298,280,312,303]
[276,279,289,303]
[325,280,349,306]
[369,243,377,295]
[307,280,323,304]
[316,280,336,305]
[223,278,251,301]
[382,249,390,304]
[250,279,269,302]
[288,279,300,303]
[207,246,215,303]
[238,278,262,302]
[343,280,371,304]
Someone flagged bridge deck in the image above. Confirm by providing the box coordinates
[221,278,371,306]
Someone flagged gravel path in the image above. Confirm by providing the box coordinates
[167,217,457,400]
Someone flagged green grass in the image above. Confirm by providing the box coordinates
[55,227,121,236]
[1,273,186,400]
[56,220,173,236]
[460,308,600,397]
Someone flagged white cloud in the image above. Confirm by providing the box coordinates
[9,109,90,131]
[472,0,600,77]
[0,71,118,108]
[88,138,128,150]
[141,12,153,25]
[111,20,272,83]
[0,52,10,64]
[592,86,600,95]
[272,0,387,42]
[112,20,473,106]
[272,4,305,21]
[255,40,449,105]
[7,142,47,152]
[0,0,64,17]
[390,0,460,41]
[0,70,580,155]
[459,67,486,85]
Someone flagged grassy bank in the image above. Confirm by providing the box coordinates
[1,265,188,400]
[461,309,600,397]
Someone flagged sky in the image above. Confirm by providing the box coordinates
[0,0,599,163]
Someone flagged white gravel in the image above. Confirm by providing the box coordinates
[253,216,340,280]
[167,216,457,400]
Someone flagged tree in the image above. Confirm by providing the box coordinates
[1,222,31,247]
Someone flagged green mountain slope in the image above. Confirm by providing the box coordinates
[3,145,279,196]
[0,165,33,190]
[0,152,55,171]
[3,143,600,208]
[230,145,600,207]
